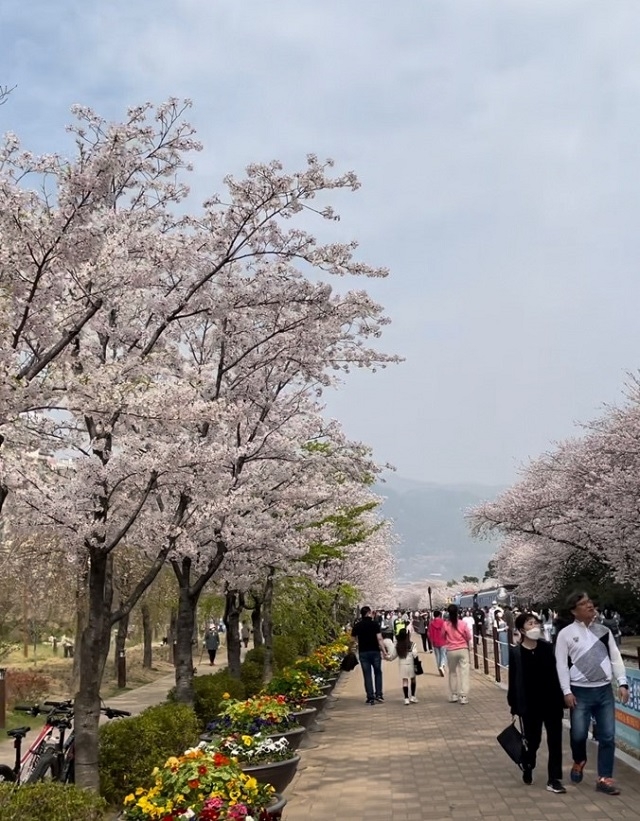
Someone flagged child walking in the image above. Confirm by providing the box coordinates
[396,628,418,705]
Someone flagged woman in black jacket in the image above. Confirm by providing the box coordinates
[507,612,566,794]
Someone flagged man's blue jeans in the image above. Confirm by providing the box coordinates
[433,646,447,669]
[359,650,383,700]
[570,684,616,778]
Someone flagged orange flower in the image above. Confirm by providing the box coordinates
[188,778,200,789]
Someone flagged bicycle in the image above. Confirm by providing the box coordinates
[0,699,130,784]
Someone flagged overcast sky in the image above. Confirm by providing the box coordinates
[3,0,640,486]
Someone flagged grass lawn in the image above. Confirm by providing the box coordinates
[1,709,46,734]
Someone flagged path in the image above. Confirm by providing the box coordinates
[284,651,640,821]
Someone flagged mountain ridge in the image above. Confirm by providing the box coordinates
[374,473,504,582]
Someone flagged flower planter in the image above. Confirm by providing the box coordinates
[289,706,317,728]
[302,694,327,715]
[269,724,306,751]
[323,676,339,693]
[199,724,305,749]
[241,754,301,793]
[265,792,287,819]
[319,683,332,696]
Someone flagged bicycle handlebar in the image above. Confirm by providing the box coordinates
[14,705,38,714]
[44,700,73,709]
[102,707,131,718]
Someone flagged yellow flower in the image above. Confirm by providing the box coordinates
[124,794,135,805]
[135,787,145,796]
[222,691,231,699]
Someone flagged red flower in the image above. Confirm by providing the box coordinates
[198,765,208,775]
[187,778,200,789]
[213,752,230,767]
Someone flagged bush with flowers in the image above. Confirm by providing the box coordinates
[207,694,298,737]
[262,668,323,703]
[121,747,275,821]
[205,733,295,765]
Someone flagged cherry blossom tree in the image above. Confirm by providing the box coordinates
[469,381,640,603]
[1,100,399,789]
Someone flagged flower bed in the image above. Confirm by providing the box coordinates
[207,695,299,738]
[121,747,275,821]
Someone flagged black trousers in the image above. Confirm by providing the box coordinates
[521,710,563,781]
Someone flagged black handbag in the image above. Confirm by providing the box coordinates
[497,717,527,769]
[413,656,424,676]
[340,651,359,671]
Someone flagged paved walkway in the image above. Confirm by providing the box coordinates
[284,652,640,821]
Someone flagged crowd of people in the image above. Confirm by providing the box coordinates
[351,591,630,798]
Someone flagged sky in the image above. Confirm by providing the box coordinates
[2,0,640,487]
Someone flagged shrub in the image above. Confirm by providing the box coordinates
[99,702,200,808]
[0,782,107,820]
[273,635,298,669]
[240,658,263,697]
[6,669,51,707]
[167,670,245,729]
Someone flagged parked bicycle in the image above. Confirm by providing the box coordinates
[0,699,130,784]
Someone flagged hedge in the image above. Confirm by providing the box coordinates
[0,782,107,821]
[99,701,200,807]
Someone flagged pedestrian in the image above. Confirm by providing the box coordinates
[443,604,472,704]
[472,605,485,636]
[204,624,220,665]
[380,611,394,642]
[495,610,509,669]
[555,591,630,796]
[396,628,419,705]
[241,620,251,649]
[351,605,388,705]
[508,612,566,794]
[600,608,622,648]
[427,609,447,676]
[412,611,428,652]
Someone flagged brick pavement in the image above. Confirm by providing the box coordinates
[283,652,640,821]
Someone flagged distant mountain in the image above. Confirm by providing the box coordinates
[374,473,504,583]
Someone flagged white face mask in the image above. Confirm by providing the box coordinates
[524,627,542,641]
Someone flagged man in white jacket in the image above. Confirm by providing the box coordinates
[555,591,629,796]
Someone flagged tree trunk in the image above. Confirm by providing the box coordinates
[167,608,177,665]
[113,610,129,676]
[141,600,153,669]
[262,570,275,684]
[72,555,90,689]
[173,575,196,705]
[251,598,263,648]
[224,590,243,679]
[73,550,113,790]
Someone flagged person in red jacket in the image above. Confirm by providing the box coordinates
[428,609,447,676]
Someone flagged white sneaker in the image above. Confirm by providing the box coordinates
[459,696,468,705]
[404,698,410,705]
[409,696,418,703]
[438,665,445,677]
[448,694,459,703]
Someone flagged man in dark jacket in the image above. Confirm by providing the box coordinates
[352,606,388,705]
[507,612,566,794]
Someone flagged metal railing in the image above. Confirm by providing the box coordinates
[472,627,640,686]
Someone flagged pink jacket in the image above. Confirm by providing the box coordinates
[443,620,472,650]
[427,617,447,648]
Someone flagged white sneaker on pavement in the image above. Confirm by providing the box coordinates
[404,698,410,705]
[409,696,418,703]
[459,696,468,705]
[448,694,459,703]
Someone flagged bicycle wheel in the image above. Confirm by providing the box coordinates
[0,764,16,782]
[26,750,59,783]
